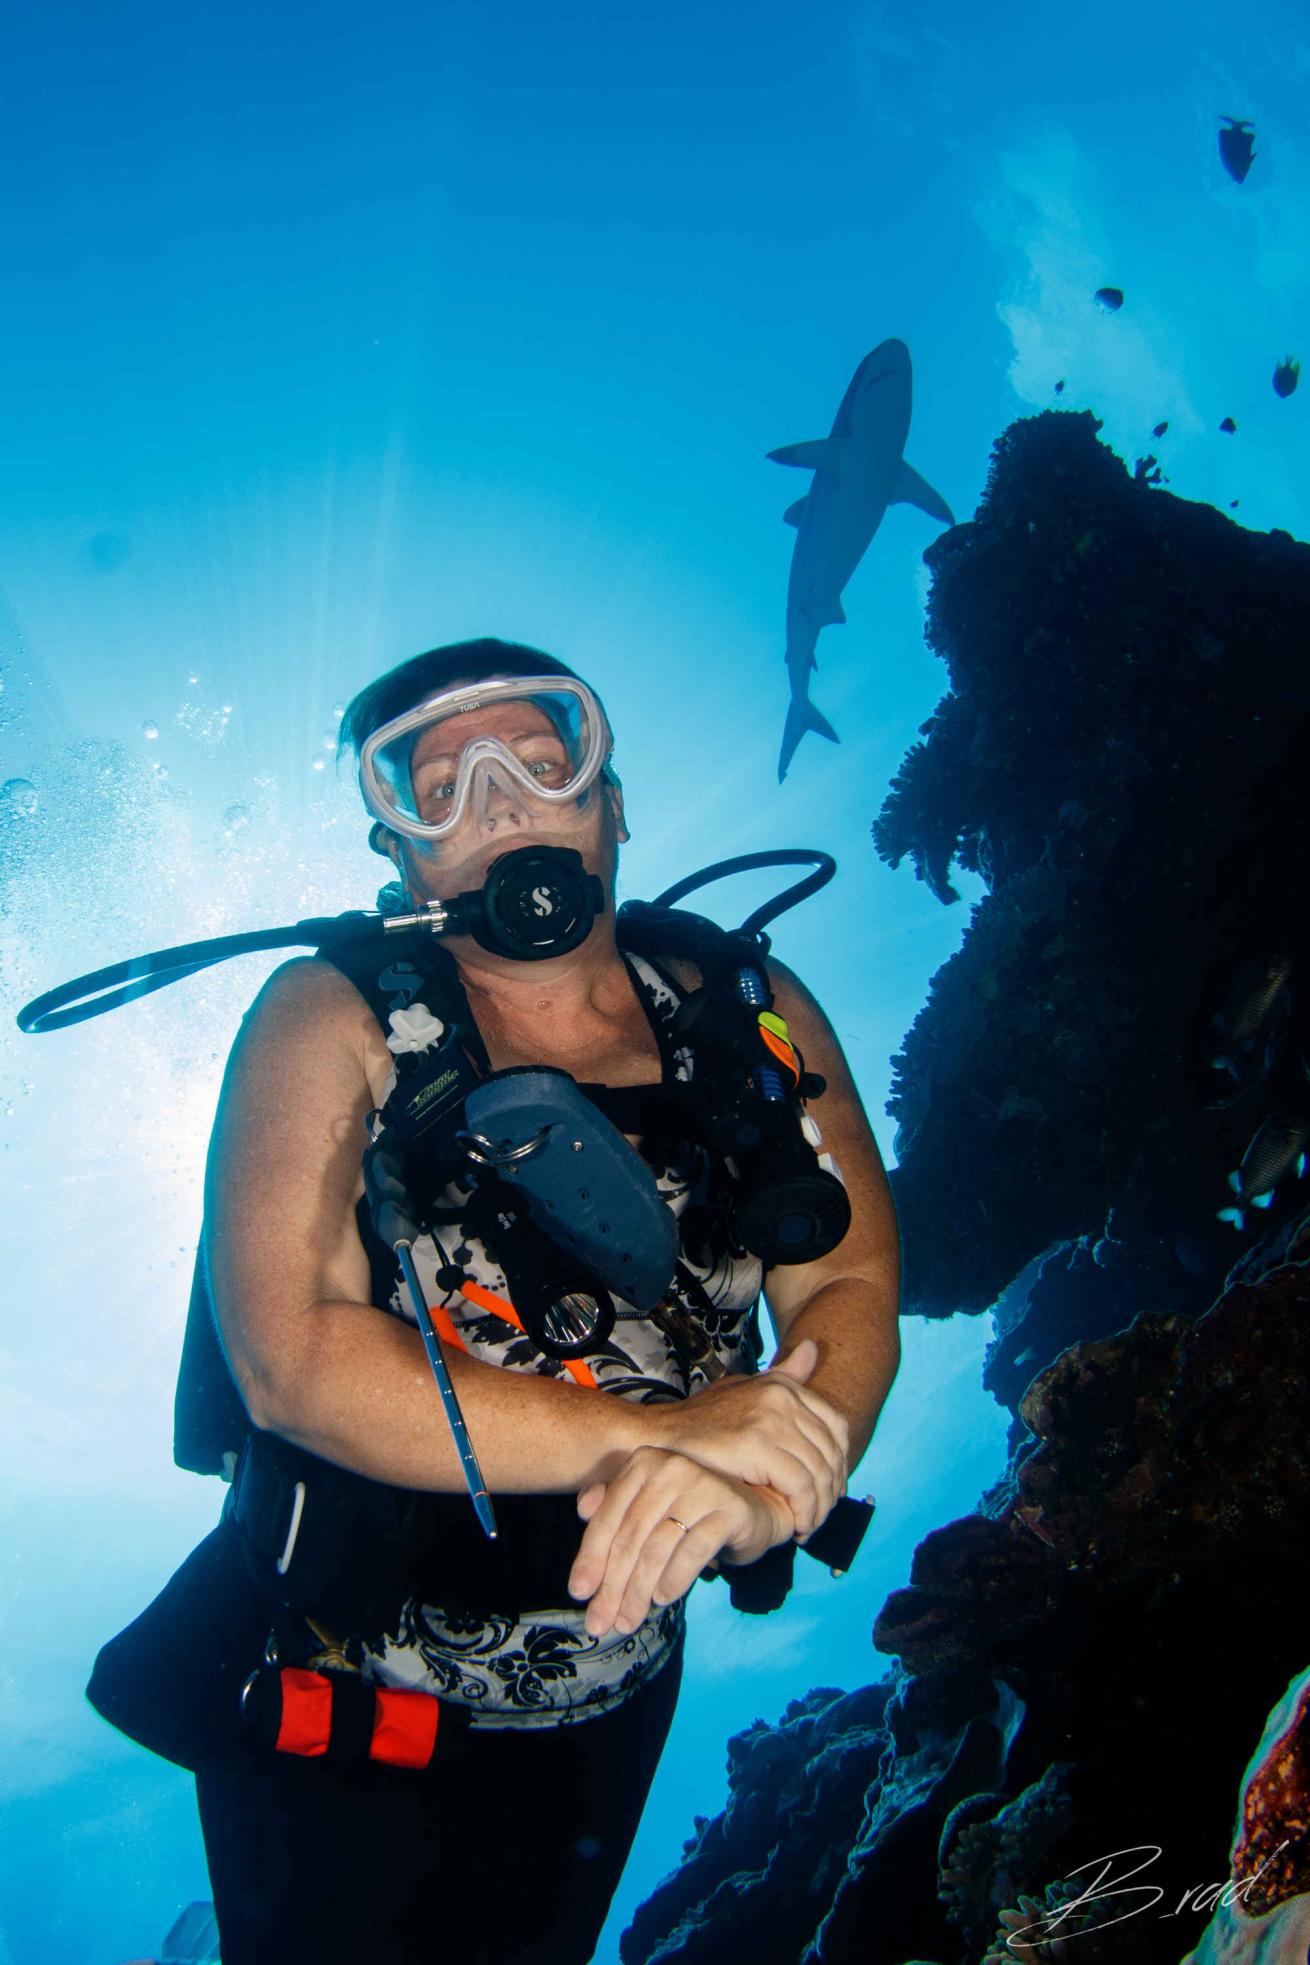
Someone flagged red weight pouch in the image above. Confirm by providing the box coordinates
[88,1505,475,1776]
[239,1663,472,1772]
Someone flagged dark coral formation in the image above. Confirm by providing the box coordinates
[620,1681,894,1963]
[620,416,1310,1964]
[624,1220,1310,1964]
[872,410,1310,1320]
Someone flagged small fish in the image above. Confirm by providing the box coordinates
[151,1899,220,1964]
[1209,952,1294,1081]
[1053,379,1066,395]
[1094,287,1124,311]
[1218,116,1257,184]
[1172,1232,1214,1279]
[1152,420,1169,438]
[1230,499,1240,508]
[1273,357,1300,399]
[1220,416,1237,433]
[1015,1504,1056,1549]
[1216,1114,1310,1230]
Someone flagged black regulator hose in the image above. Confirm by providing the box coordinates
[15,846,604,1032]
[652,849,835,932]
[14,912,385,1034]
[16,848,835,1034]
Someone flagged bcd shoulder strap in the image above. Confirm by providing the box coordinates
[173,904,737,1477]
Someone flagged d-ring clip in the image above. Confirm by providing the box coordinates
[457,1125,552,1169]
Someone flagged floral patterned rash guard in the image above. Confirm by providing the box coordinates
[359,950,767,1729]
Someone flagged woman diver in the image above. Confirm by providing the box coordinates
[84,634,902,1965]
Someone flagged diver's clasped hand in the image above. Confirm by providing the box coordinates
[646,1335,849,1541]
[566,1447,796,1638]
[566,1338,850,1637]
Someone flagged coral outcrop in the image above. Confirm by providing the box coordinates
[623,1230,1310,1962]
[620,414,1310,1964]
[874,410,1310,1321]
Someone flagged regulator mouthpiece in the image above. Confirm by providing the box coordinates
[384,846,605,962]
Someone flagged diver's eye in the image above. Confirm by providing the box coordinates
[519,746,572,787]
[413,772,459,818]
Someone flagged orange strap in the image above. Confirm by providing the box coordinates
[758,1022,801,1083]
[428,1298,470,1352]
[457,1279,599,1391]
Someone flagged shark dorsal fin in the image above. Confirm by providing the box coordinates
[891,460,955,525]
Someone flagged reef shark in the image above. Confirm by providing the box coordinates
[769,337,955,781]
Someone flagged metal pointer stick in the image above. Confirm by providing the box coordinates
[363,1127,498,1539]
[393,1239,498,1542]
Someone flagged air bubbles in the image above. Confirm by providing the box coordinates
[311,756,326,772]
[141,720,159,741]
[175,691,232,744]
[1,777,38,818]
[186,672,199,686]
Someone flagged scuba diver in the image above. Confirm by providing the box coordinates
[50,637,902,1965]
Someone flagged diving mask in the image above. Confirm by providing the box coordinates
[358,675,615,847]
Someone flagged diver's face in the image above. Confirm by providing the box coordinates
[395,697,627,897]
[409,699,574,836]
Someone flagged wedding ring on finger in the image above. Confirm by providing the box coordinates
[647,1515,696,1613]
[592,1515,696,1635]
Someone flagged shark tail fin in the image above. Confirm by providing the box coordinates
[778,697,840,782]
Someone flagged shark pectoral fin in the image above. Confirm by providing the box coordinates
[767,438,850,477]
[892,460,955,525]
[782,497,809,527]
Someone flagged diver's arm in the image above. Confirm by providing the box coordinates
[646,958,899,1500]
[203,956,653,1496]
[755,956,902,1477]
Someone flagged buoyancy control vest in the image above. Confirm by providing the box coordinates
[177,902,847,1632]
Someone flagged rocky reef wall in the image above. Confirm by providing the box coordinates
[876,410,1310,1326]
[621,413,1310,1965]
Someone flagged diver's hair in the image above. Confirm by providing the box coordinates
[339,637,605,763]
